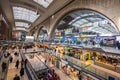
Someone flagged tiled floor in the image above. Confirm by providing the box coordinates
[7,63,28,80]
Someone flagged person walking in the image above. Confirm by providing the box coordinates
[13,74,20,80]
[20,67,24,77]
[21,60,24,68]
[15,60,19,69]
[10,56,13,63]
[1,62,7,72]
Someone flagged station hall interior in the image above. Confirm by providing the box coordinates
[0,0,120,80]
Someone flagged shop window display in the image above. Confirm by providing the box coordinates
[72,49,82,60]
[94,52,120,72]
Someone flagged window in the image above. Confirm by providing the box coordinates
[13,6,40,22]
[15,22,30,28]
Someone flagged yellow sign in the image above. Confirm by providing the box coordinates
[80,34,87,38]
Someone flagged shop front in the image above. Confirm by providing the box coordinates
[55,45,64,58]
[48,54,55,65]
[82,50,91,64]
[70,47,83,60]
[94,52,120,65]
[102,36,116,47]
[59,60,79,80]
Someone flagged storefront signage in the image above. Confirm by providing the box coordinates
[55,31,61,36]
[61,59,68,64]
[73,65,81,70]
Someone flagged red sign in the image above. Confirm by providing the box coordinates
[80,26,91,30]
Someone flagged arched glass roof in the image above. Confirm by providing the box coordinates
[55,10,119,37]
[13,6,40,22]
[12,6,40,30]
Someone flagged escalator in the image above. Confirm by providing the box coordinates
[20,51,60,80]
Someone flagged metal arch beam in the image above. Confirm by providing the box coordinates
[15,19,32,24]
[70,14,104,25]
[13,30,28,33]
[85,18,94,23]
[15,26,28,29]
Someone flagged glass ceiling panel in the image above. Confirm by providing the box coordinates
[16,28,26,31]
[33,0,53,8]
[72,19,90,27]
[13,7,40,22]
[70,18,88,26]
[15,22,30,28]
[72,23,80,27]
[87,17,101,21]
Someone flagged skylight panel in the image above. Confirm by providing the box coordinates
[15,22,30,28]
[13,7,40,22]
[33,0,53,8]
[16,28,26,31]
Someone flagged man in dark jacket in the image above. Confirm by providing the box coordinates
[1,62,7,72]
[10,56,13,63]
[20,67,24,76]
[13,74,20,80]
[15,60,19,69]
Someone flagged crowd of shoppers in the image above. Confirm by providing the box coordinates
[0,45,27,80]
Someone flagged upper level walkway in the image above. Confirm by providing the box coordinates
[22,47,120,80]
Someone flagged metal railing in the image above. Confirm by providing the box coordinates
[62,55,120,80]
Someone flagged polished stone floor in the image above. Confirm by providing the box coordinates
[6,50,29,80]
